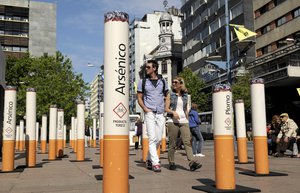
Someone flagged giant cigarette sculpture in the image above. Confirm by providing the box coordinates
[41,115,47,154]
[103,11,129,193]
[76,101,85,161]
[213,84,235,190]
[251,78,269,174]
[48,105,57,160]
[235,99,248,163]
[26,88,36,167]
[2,86,17,171]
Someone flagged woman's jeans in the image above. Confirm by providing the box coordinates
[190,126,204,154]
[168,122,195,163]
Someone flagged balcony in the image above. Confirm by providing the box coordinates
[0,15,29,23]
[0,31,29,38]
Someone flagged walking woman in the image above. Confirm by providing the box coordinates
[189,103,205,157]
[165,76,202,171]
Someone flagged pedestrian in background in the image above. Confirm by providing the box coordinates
[275,113,298,157]
[267,115,281,155]
[135,118,143,149]
[165,76,202,171]
[137,59,169,172]
[189,103,205,157]
[84,127,90,147]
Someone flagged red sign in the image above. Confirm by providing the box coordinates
[113,102,127,118]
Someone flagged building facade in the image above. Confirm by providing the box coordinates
[129,7,182,113]
[250,0,300,122]
[89,73,104,118]
[181,0,255,82]
[0,0,56,58]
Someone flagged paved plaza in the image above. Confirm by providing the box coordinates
[0,141,300,193]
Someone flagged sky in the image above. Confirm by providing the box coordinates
[35,0,182,83]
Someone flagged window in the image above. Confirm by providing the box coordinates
[274,0,286,6]
[210,19,219,34]
[193,0,201,12]
[193,15,201,29]
[218,0,225,8]
[186,23,193,34]
[261,24,271,34]
[231,3,243,20]
[219,15,225,26]
[294,7,300,18]
[277,16,286,26]
[162,61,167,74]
[209,0,218,15]
[202,26,209,39]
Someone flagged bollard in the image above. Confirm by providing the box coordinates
[36,122,39,149]
[103,11,129,193]
[251,78,269,174]
[19,120,25,151]
[161,124,167,152]
[41,115,47,154]
[2,86,17,171]
[64,125,66,148]
[26,88,36,167]
[142,123,149,162]
[56,109,64,158]
[76,101,85,161]
[48,105,57,160]
[235,99,248,163]
[100,102,104,167]
[16,125,20,150]
[69,129,73,148]
[71,116,75,148]
[89,127,93,147]
[213,84,235,190]
[93,118,97,147]
[74,118,78,153]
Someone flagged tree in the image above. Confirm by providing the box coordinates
[231,73,251,111]
[179,68,209,111]
[5,51,88,124]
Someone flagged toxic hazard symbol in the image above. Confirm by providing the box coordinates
[113,102,127,118]
[225,117,231,126]
[5,127,13,138]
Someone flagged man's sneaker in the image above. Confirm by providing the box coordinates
[169,163,177,170]
[145,160,152,170]
[152,164,161,172]
[189,161,202,171]
[196,153,205,157]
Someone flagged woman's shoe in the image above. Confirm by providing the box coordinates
[169,163,177,170]
[189,161,202,171]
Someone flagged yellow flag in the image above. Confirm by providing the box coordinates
[230,24,257,41]
[297,88,300,96]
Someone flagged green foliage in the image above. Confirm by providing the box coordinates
[231,73,251,110]
[179,68,209,111]
[5,51,88,124]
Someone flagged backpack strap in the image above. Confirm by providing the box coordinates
[157,74,167,96]
[142,77,147,94]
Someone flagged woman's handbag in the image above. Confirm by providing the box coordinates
[132,135,139,143]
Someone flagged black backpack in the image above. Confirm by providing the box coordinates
[141,74,167,96]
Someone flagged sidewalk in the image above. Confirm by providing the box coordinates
[0,141,299,193]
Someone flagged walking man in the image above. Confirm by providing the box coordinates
[137,60,168,172]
